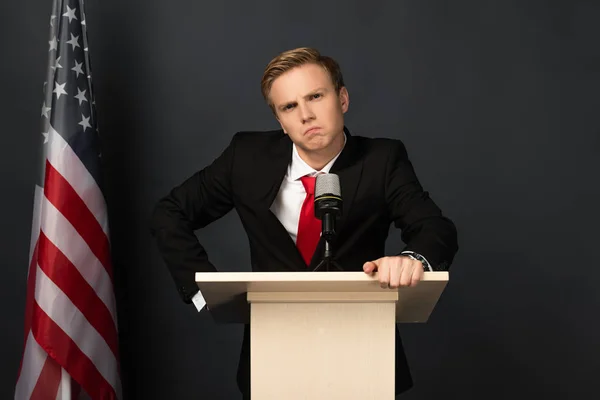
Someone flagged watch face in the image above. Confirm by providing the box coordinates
[404,252,430,270]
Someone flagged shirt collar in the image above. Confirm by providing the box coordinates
[289,132,347,181]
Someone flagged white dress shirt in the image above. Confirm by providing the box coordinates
[192,133,430,312]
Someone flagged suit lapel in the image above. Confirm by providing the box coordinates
[254,132,292,207]
[254,132,308,270]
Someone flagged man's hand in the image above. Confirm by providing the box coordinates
[363,256,424,289]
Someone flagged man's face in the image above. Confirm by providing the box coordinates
[269,63,349,157]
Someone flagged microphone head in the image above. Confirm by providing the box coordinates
[314,173,342,223]
[315,173,341,198]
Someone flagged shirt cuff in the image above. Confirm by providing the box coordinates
[400,251,432,271]
[191,291,207,312]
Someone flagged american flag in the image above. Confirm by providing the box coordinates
[14,0,121,399]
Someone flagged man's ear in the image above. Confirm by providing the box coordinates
[339,87,350,113]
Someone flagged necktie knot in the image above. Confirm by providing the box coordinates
[300,175,316,195]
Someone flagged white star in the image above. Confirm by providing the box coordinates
[72,61,84,77]
[53,81,67,99]
[41,102,51,118]
[79,114,91,131]
[49,36,58,51]
[74,88,88,105]
[41,131,49,144]
[50,14,57,27]
[63,6,78,23]
[66,33,80,51]
[81,20,86,26]
[51,56,62,71]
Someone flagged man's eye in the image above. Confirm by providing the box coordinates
[312,93,321,99]
[284,104,294,110]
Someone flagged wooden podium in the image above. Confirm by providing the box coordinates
[195,271,448,400]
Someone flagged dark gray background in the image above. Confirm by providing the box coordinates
[2,0,599,399]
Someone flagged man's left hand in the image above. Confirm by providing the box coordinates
[363,256,424,289]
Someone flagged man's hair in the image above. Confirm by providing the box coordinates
[261,47,345,112]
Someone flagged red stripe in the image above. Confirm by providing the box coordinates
[38,231,119,359]
[32,301,117,400]
[29,355,61,400]
[44,160,113,282]
[17,238,40,379]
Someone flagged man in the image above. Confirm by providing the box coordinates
[150,47,458,399]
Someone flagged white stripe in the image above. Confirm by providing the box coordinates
[56,368,71,400]
[40,195,118,327]
[47,125,109,236]
[34,266,122,396]
[28,186,44,272]
[14,332,48,400]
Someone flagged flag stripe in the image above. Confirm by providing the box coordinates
[18,239,40,379]
[55,368,74,400]
[14,333,47,399]
[31,301,117,400]
[28,186,44,267]
[40,194,117,323]
[45,158,112,281]
[33,266,120,395]
[47,126,108,235]
[38,230,119,358]
[30,356,61,400]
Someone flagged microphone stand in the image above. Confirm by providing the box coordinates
[312,238,343,272]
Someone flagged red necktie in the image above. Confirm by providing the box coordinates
[297,175,321,266]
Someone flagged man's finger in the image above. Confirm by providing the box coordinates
[377,258,390,288]
[410,263,423,287]
[363,257,384,273]
[389,259,402,289]
[363,261,377,274]
[399,258,414,287]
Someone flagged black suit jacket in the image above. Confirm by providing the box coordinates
[150,127,458,397]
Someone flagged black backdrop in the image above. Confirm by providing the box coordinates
[2,1,599,399]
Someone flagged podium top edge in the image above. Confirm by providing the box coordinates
[195,271,448,283]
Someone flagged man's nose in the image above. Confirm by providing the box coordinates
[298,102,315,123]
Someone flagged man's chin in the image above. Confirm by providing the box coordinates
[301,140,329,152]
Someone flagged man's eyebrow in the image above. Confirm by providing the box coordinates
[277,87,330,109]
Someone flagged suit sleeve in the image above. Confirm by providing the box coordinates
[150,135,237,303]
[384,140,458,271]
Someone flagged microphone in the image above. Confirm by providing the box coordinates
[314,173,342,242]
[312,173,343,271]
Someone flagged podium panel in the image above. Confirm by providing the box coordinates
[250,293,397,399]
